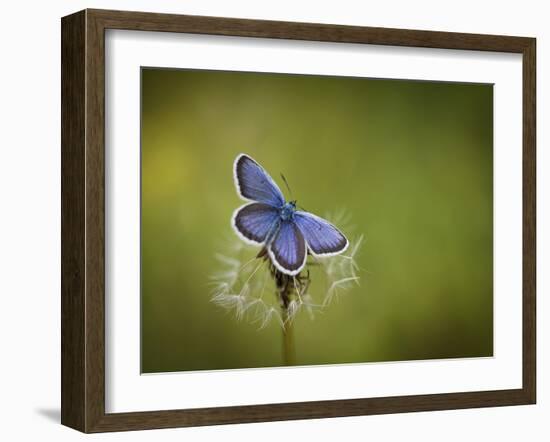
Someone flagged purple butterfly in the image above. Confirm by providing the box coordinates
[232,154,349,276]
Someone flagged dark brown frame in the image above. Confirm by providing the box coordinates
[61,8,536,433]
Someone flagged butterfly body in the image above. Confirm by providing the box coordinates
[232,154,348,276]
[279,201,297,221]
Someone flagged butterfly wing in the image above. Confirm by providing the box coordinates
[232,203,280,245]
[234,154,285,207]
[294,211,349,256]
[268,220,307,276]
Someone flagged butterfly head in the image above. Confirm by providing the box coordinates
[280,201,297,221]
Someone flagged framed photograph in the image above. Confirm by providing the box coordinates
[61,9,536,432]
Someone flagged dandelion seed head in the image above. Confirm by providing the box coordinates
[210,210,364,328]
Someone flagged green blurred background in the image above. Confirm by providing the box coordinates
[141,68,493,373]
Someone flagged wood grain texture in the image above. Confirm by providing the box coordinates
[60,8,537,433]
[90,8,532,52]
[84,9,107,432]
[522,38,536,404]
[61,10,86,432]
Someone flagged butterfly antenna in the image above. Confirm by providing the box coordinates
[280,173,293,199]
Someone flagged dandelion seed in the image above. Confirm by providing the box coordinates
[301,293,318,320]
[324,275,360,306]
[214,253,241,268]
[261,306,284,329]
[285,299,302,324]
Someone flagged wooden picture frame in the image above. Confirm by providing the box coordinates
[61,8,536,433]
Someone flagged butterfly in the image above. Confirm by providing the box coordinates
[232,154,349,276]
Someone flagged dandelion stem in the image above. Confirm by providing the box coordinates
[282,310,295,366]
[268,260,301,366]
